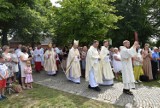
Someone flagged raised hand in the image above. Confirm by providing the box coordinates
[133,41,139,48]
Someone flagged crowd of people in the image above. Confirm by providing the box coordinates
[0,40,160,100]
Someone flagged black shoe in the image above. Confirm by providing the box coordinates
[75,82,80,84]
[52,73,57,76]
[108,84,114,86]
[123,89,129,92]
[94,86,101,92]
[123,89,133,95]
[126,91,133,95]
[88,85,92,89]
[88,85,101,92]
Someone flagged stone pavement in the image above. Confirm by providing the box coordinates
[33,72,160,108]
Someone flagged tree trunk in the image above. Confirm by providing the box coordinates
[1,29,8,46]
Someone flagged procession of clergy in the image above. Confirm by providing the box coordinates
[41,39,139,95]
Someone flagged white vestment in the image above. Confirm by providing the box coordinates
[120,46,137,89]
[34,49,43,62]
[86,46,103,87]
[44,50,57,75]
[99,46,114,85]
[66,47,81,83]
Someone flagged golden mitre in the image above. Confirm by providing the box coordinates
[48,42,52,48]
[74,40,79,45]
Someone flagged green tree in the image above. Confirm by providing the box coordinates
[148,0,160,41]
[53,0,122,45]
[0,0,54,46]
[108,0,158,47]
[0,0,34,45]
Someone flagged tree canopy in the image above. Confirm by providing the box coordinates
[108,0,158,47]
[0,0,54,46]
[53,0,122,45]
[0,0,159,47]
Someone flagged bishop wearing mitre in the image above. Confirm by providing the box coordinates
[120,40,139,95]
[99,40,114,86]
[66,40,81,84]
[86,40,102,92]
[44,43,57,76]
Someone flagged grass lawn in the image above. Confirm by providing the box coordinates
[0,84,121,108]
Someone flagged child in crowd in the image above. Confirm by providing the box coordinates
[112,48,122,79]
[10,49,19,82]
[0,51,8,100]
[24,61,33,89]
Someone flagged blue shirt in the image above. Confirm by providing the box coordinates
[152,51,159,62]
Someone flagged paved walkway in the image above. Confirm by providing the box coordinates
[33,72,160,108]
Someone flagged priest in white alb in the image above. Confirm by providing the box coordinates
[34,45,43,72]
[86,40,102,91]
[120,40,139,95]
[100,40,114,86]
[66,40,81,84]
[44,43,57,76]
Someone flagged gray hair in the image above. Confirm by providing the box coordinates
[2,45,9,52]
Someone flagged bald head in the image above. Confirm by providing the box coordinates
[123,40,130,48]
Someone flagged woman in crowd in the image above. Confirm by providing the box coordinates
[133,49,143,83]
[2,45,13,83]
[20,46,32,89]
[142,43,153,80]
[81,46,88,78]
[10,49,19,82]
[112,48,122,80]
